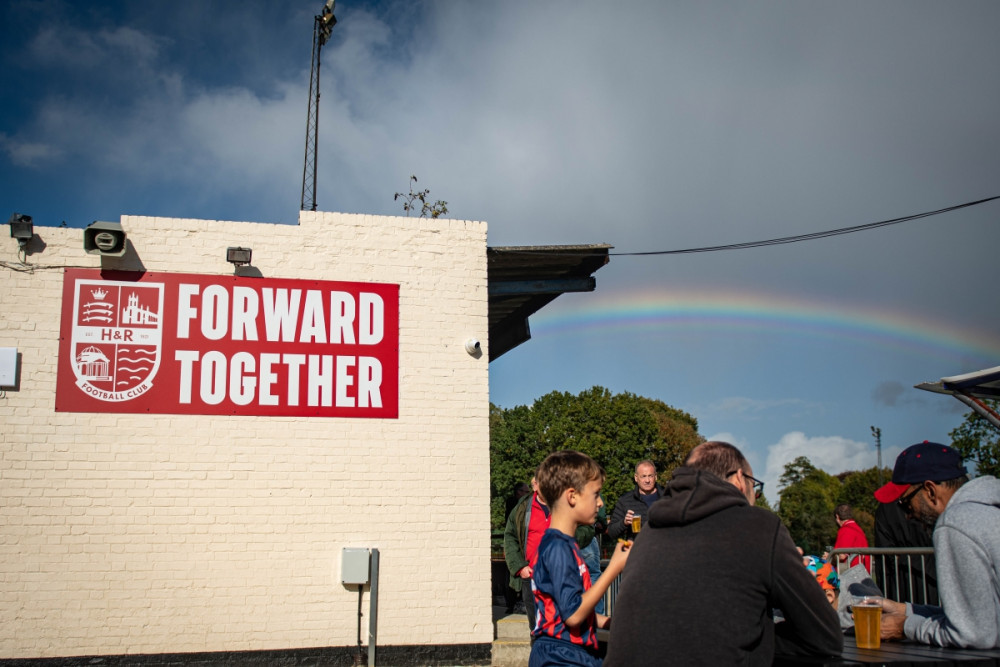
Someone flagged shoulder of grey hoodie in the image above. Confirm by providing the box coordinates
[905,475,1000,648]
[939,475,1000,534]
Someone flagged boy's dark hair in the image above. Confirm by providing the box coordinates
[536,450,605,507]
[834,504,853,521]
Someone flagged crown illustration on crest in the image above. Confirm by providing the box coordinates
[91,288,108,300]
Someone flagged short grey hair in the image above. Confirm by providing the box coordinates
[684,441,748,481]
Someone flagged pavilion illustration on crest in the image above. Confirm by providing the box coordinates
[75,346,111,382]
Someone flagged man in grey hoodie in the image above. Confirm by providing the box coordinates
[874,441,1000,649]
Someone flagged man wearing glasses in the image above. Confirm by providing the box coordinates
[874,442,1000,649]
[605,441,842,666]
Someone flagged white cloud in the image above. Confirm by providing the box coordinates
[761,432,904,507]
[0,132,61,167]
[28,25,164,70]
[705,396,818,416]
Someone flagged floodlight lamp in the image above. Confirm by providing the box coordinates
[8,213,34,249]
[318,0,336,44]
[226,247,252,266]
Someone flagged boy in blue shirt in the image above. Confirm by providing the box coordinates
[530,451,632,667]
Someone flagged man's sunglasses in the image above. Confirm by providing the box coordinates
[897,484,923,511]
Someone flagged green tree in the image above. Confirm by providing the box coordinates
[777,457,841,554]
[489,386,701,530]
[779,456,818,490]
[950,399,1000,477]
[755,494,774,511]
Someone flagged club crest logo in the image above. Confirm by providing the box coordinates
[70,279,164,402]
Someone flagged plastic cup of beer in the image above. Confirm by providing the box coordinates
[631,515,641,533]
[853,597,882,649]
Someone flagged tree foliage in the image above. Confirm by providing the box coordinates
[777,457,841,554]
[949,399,1000,477]
[489,386,701,530]
[777,457,887,553]
[835,466,889,541]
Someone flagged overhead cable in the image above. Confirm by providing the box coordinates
[611,195,999,256]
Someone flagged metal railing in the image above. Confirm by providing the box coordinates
[830,547,937,606]
[599,546,937,613]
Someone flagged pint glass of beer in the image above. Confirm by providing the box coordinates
[631,515,641,534]
[853,597,882,649]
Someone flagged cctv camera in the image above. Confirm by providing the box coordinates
[465,339,481,355]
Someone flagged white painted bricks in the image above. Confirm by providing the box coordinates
[0,212,492,658]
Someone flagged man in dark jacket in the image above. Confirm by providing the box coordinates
[605,441,842,666]
[873,500,937,605]
[607,460,666,541]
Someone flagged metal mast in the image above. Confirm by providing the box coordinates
[871,426,883,486]
[301,1,337,212]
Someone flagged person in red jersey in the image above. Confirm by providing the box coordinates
[834,504,871,571]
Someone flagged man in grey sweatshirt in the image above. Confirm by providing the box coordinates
[874,441,1000,649]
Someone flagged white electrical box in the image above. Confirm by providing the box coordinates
[342,548,370,585]
[0,348,16,388]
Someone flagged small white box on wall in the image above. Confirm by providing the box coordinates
[0,347,16,388]
[341,548,371,585]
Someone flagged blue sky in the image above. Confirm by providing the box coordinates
[3,0,999,500]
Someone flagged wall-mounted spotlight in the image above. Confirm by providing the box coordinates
[83,221,127,257]
[8,213,34,250]
[226,247,252,266]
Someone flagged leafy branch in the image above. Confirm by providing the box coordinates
[394,175,448,219]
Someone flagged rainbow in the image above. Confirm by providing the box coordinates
[530,288,1000,362]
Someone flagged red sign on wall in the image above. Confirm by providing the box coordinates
[56,269,399,418]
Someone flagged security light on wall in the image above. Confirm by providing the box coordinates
[226,247,252,266]
[83,221,127,257]
[8,213,34,250]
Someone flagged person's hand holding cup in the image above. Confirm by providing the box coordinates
[878,598,908,641]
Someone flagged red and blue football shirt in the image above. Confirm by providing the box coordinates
[530,528,598,653]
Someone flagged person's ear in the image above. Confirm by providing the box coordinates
[730,468,745,491]
[565,487,578,507]
[923,480,946,510]
[826,590,837,605]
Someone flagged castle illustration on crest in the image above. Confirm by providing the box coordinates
[121,291,159,326]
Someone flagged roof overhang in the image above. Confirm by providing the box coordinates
[487,244,611,360]
[915,366,1000,430]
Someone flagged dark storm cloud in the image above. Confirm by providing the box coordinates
[873,381,907,407]
[2,0,997,473]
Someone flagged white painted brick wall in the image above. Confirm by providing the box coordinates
[0,211,492,658]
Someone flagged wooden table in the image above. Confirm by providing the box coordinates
[597,628,1000,665]
[775,640,1000,666]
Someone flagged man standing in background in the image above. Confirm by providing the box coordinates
[503,477,550,634]
[607,460,664,542]
[834,504,870,571]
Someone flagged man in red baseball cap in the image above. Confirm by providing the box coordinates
[874,441,1000,649]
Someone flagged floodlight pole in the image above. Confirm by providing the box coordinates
[301,2,336,212]
[871,426,883,486]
